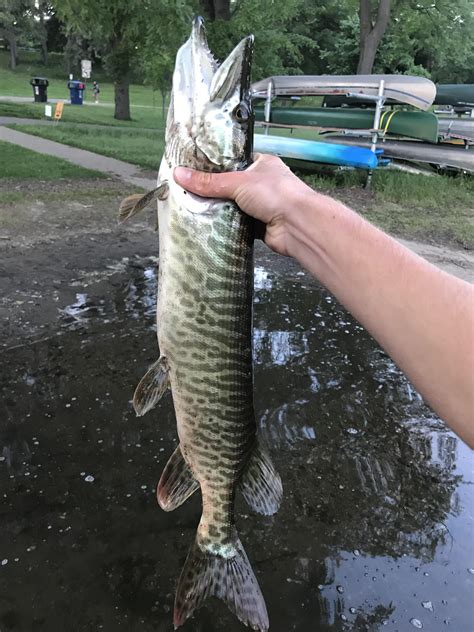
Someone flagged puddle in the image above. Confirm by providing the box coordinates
[0,256,472,631]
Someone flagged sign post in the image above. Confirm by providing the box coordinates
[54,101,64,122]
[81,60,92,79]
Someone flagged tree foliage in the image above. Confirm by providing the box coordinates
[3,0,474,120]
[200,0,315,80]
[55,0,153,119]
[294,0,474,81]
[140,0,195,107]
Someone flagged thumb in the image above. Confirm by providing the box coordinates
[174,167,242,199]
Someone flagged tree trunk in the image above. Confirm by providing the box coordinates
[357,0,391,74]
[199,0,231,20]
[39,12,48,65]
[213,0,231,20]
[10,36,17,70]
[0,29,17,70]
[114,79,131,120]
[41,40,48,65]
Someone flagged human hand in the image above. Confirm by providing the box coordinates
[174,153,316,256]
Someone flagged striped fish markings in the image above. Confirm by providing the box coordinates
[119,17,282,631]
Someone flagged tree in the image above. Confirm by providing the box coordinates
[200,0,231,21]
[55,0,152,120]
[293,0,474,81]
[45,12,66,53]
[143,0,313,111]
[141,0,195,118]
[198,0,315,80]
[357,0,392,73]
[0,0,31,70]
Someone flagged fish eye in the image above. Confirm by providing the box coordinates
[233,102,250,123]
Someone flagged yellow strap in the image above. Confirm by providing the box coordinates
[382,110,397,133]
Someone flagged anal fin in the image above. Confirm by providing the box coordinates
[119,181,169,223]
[133,356,169,417]
[157,445,199,511]
[239,442,282,515]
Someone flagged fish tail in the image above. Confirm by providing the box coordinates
[173,531,268,631]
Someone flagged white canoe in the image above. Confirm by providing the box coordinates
[251,75,436,111]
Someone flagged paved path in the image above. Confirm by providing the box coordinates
[0,125,156,190]
[0,95,162,109]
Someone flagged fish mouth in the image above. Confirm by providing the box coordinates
[191,15,218,73]
[191,15,205,45]
[240,35,254,100]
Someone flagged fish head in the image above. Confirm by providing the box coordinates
[169,16,254,171]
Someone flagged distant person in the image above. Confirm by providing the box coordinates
[174,154,474,448]
[92,81,100,104]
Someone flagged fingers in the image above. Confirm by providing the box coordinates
[174,167,243,199]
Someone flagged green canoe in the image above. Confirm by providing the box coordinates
[254,106,439,143]
[435,84,474,107]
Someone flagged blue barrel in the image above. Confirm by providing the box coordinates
[67,80,86,105]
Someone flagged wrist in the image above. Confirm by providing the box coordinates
[284,188,331,260]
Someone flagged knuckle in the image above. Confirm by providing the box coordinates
[196,171,213,190]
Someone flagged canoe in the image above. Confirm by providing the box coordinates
[323,136,474,173]
[254,106,439,143]
[251,75,436,110]
[435,85,474,107]
[254,133,380,169]
[324,84,474,109]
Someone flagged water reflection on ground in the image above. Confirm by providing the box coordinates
[0,254,472,631]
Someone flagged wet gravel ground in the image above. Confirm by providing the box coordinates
[0,183,473,631]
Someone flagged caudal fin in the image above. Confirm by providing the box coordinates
[173,534,268,631]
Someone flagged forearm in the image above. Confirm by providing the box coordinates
[289,190,474,446]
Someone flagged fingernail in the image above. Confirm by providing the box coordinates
[174,166,192,184]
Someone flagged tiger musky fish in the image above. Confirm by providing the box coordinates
[119,17,282,631]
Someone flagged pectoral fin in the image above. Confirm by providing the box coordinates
[133,356,169,417]
[157,444,199,511]
[239,442,282,515]
[119,181,169,223]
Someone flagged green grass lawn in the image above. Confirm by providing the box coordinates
[0,140,104,180]
[9,123,165,171]
[0,50,161,105]
[0,100,166,128]
[0,49,168,128]
[0,69,162,106]
[301,168,474,207]
[301,169,474,248]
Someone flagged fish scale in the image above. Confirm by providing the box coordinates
[119,17,282,632]
[159,200,257,548]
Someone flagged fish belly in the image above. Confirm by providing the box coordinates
[157,188,255,519]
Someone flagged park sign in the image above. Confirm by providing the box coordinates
[81,60,92,79]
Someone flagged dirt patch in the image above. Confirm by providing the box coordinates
[0,177,124,194]
[0,177,471,348]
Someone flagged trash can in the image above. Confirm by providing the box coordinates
[67,80,86,105]
[30,77,49,103]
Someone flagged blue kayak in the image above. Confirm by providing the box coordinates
[254,134,381,169]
